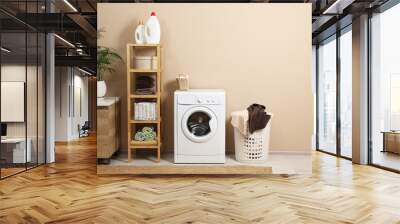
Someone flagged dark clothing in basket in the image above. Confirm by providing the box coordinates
[247,104,271,134]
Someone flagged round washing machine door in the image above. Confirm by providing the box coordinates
[182,106,218,143]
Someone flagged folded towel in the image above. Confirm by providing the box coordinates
[143,132,155,141]
[134,127,157,141]
[142,127,153,134]
[231,110,249,136]
[135,88,155,95]
[136,76,155,90]
[134,131,145,141]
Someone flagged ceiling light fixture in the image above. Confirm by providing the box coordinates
[78,67,93,76]
[1,47,11,53]
[63,0,78,12]
[76,48,85,55]
[54,34,75,48]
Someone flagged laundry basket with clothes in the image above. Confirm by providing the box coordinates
[231,104,272,163]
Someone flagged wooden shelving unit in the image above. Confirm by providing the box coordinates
[126,44,162,162]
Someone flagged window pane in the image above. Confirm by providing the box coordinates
[318,37,337,154]
[371,4,400,171]
[340,29,352,158]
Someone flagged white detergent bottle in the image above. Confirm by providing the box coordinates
[134,20,145,44]
[144,12,161,44]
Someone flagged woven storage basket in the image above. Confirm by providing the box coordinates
[234,119,272,163]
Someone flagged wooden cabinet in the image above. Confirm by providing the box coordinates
[382,131,400,154]
[97,97,120,163]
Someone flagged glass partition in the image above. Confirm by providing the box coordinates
[1,31,28,177]
[0,3,46,179]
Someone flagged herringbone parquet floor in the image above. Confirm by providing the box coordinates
[1,135,400,224]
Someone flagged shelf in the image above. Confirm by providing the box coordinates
[130,145,159,149]
[129,69,159,73]
[130,94,158,99]
[131,140,157,145]
[128,44,160,48]
[130,142,159,149]
[129,120,160,124]
[130,140,158,149]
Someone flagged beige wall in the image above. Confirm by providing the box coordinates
[54,67,90,141]
[1,65,39,138]
[98,3,313,153]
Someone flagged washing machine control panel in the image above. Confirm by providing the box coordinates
[197,98,216,104]
[177,93,223,105]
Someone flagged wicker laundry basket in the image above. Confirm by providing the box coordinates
[234,117,272,163]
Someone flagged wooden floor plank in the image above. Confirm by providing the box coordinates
[0,135,399,223]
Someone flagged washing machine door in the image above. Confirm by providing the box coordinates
[182,106,218,143]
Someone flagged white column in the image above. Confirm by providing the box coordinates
[312,45,317,151]
[46,32,55,163]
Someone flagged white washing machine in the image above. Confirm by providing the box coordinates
[174,89,225,163]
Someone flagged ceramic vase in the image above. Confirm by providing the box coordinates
[97,80,107,98]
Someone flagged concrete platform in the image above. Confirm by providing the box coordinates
[97,153,311,175]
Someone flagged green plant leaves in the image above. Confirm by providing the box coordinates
[97,46,123,81]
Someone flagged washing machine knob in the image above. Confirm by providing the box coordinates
[197,99,202,103]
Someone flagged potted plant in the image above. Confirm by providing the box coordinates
[97,33,122,98]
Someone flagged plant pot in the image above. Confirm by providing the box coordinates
[97,80,107,98]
